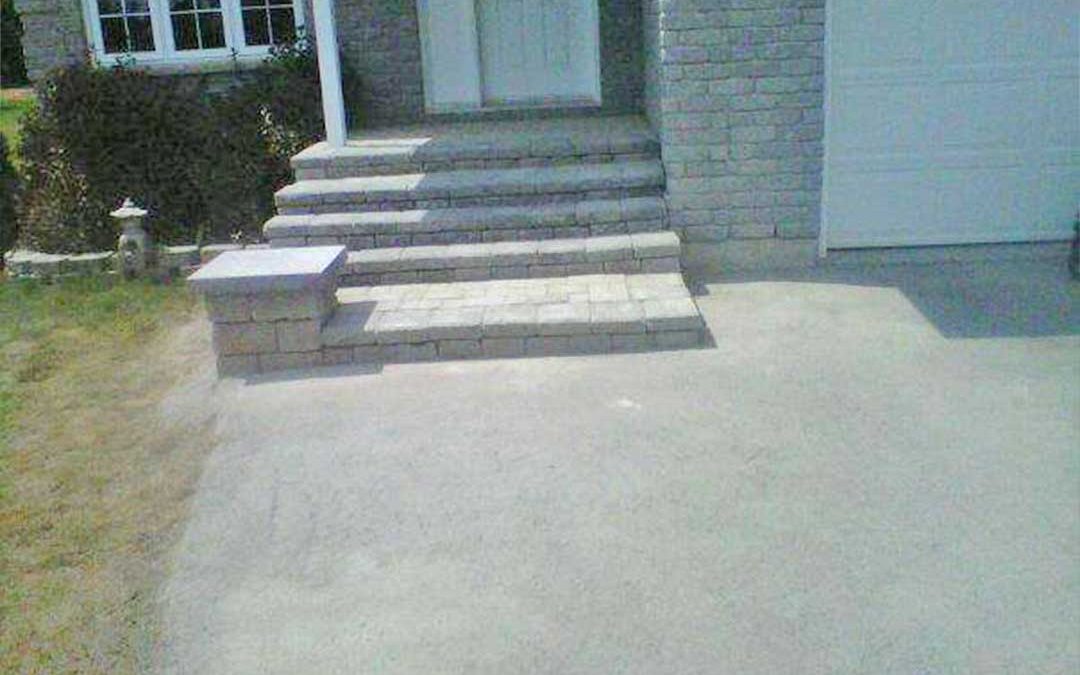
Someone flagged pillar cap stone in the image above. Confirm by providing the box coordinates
[188,246,346,295]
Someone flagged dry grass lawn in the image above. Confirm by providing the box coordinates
[0,275,216,673]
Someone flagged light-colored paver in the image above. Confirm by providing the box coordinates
[340,233,681,285]
[321,274,705,362]
[274,162,664,211]
[159,260,1080,675]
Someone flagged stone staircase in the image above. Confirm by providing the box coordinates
[253,116,708,367]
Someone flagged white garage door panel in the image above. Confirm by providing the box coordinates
[824,0,1079,248]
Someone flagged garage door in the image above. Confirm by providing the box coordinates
[822,1,1079,249]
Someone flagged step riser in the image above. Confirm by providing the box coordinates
[296,152,660,180]
[339,256,681,287]
[276,186,663,216]
[269,218,668,249]
[229,328,707,374]
[317,329,708,367]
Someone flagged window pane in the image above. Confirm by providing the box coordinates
[169,0,194,10]
[195,0,221,8]
[172,13,199,49]
[199,12,225,49]
[129,15,155,51]
[124,0,149,13]
[269,8,294,44]
[98,0,121,14]
[241,0,264,7]
[101,17,127,52]
[242,8,269,45]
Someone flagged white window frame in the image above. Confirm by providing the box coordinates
[80,0,306,66]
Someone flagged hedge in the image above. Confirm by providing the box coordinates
[0,133,16,255]
[16,38,345,254]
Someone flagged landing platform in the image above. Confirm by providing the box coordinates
[320,273,707,363]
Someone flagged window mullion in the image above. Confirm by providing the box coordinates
[223,0,242,52]
[152,0,173,57]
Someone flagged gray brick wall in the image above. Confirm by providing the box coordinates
[14,0,89,81]
[330,0,426,126]
[643,0,826,244]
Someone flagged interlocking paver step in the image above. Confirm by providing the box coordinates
[264,197,667,247]
[274,162,665,214]
[291,115,660,179]
[320,273,706,363]
[338,232,681,285]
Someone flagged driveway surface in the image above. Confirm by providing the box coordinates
[159,259,1079,674]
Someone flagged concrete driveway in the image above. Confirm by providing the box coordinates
[159,258,1079,674]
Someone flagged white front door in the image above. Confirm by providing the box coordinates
[418,0,601,113]
[822,0,1079,249]
[477,0,600,106]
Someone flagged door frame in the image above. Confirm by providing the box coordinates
[417,0,602,114]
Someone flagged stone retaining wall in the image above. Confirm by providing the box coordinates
[3,243,259,280]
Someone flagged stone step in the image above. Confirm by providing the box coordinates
[292,116,660,179]
[339,232,682,286]
[274,162,665,215]
[265,196,667,248]
[319,273,707,364]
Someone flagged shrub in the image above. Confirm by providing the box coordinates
[0,133,17,255]
[1,0,27,86]
[16,39,333,254]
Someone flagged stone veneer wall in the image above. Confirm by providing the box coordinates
[642,0,826,249]
[332,0,646,126]
[14,0,89,81]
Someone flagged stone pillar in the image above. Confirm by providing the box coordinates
[643,0,826,248]
[188,246,346,376]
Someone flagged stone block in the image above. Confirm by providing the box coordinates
[216,354,259,377]
[525,336,570,356]
[321,347,355,366]
[212,322,276,356]
[656,330,704,350]
[269,237,306,249]
[204,294,253,323]
[250,290,333,322]
[381,342,438,363]
[567,334,612,354]
[481,337,526,358]
[276,320,322,353]
[641,299,705,332]
[189,246,346,295]
[642,257,681,273]
[537,303,592,336]
[438,339,483,359]
[590,302,647,334]
[260,351,321,373]
[484,304,538,337]
[611,333,657,353]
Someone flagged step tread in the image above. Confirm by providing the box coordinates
[265,197,666,238]
[344,232,680,274]
[275,161,665,206]
[322,273,704,348]
[292,116,658,169]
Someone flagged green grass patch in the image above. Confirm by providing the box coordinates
[0,276,209,673]
[0,91,34,162]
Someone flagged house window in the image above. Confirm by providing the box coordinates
[240,0,296,47]
[97,0,156,53]
[169,0,226,51]
[83,0,304,64]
